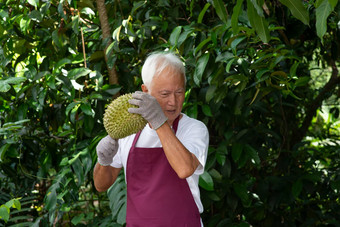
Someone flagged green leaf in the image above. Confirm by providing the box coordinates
[290,61,299,78]
[216,51,234,62]
[66,102,80,116]
[202,104,213,117]
[212,0,228,24]
[178,26,194,47]
[245,144,260,165]
[103,86,121,95]
[72,159,84,186]
[71,214,85,225]
[315,0,333,42]
[29,10,42,22]
[54,58,72,74]
[80,103,95,117]
[169,26,182,47]
[0,81,11,92]
[256,69,270,80]
[231,35,246,54]
[199,171,214,191]
[249,0,264,17]
[6,77,27,85]
[232,143,243,163]
[294,76,310,87]
[231,0,244,34]
[13,199,21,211]
[68,68,91,80]
[279,0,309,25]
[131,1,146,15]
[186,103,198,119]
[198,3,211,24]
[45,189,57,211]
[27,0,39,8]
[117,202,127,225]
[0,206,9,222]
[233,183,250,206]
[194,53,210,86]
[292,180,303,198]
[81,7,95,16]
[194,37,211,55]
[247,0,270,43]
[206,85,217,102]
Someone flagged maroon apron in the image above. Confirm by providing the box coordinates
[126,116,201,227]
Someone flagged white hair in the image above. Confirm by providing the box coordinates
[141,52,186,88]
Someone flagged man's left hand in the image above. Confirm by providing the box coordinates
[128,91,167,130]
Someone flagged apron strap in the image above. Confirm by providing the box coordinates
[131,115,181,148]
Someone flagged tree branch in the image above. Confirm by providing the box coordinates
[292,60,340,145]
[96,0,119,85]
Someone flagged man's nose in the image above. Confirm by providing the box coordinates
[168,93,176,105]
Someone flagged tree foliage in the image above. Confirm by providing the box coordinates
[0,0,339,226]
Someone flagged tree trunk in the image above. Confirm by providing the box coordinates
[291,60,340,145]
[96,0,118,85]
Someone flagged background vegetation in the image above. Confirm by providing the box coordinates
[1,0,339,226]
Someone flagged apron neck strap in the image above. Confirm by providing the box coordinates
[172,115,180,133]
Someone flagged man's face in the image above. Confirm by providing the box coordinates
[145,66,185,126]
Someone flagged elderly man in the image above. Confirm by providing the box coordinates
[93,52,209,226]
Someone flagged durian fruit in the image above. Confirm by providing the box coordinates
[103,93,147,139]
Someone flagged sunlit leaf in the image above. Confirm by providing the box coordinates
[67,68,91,80]
[0,206,9,222]
[27,0,39,8]
[0,81,11,92]
[13,199,21,210]
[81,7,95,15]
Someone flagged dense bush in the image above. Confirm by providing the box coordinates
[1,0,339,226]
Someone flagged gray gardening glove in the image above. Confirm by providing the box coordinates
[96,135,118,166]
[128,91,168,130]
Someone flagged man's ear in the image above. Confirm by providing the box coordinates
[141,84,148,93]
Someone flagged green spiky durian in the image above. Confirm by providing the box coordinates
[103,93,147,139]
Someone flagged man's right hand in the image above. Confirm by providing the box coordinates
[96,135,118,166]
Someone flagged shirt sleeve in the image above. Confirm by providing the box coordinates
[110,141,123,168]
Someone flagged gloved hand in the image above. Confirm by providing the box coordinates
[96,135,118,166]
[128,91,168,130]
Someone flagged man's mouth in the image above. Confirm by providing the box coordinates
[166,110,176,114]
